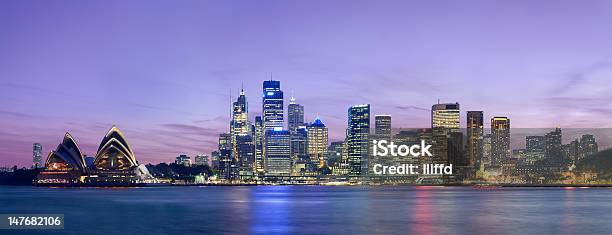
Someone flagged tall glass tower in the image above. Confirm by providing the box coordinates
[347,104,370,176]
[287,96,304,133]
[262,80,284,132]
[467,111,484,168]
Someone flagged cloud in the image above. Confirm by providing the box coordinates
[395,105,429,112]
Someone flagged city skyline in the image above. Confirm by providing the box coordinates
[3,0,612,166]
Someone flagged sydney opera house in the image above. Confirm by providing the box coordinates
[36,126,157,186]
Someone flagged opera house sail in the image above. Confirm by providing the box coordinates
[37,133,87,185]
[36,126,157,186]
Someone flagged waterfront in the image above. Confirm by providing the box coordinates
[2,186,612,234]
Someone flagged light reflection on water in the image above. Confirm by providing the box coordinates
[2,186,612,234]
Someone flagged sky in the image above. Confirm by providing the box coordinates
[2,0,612,167]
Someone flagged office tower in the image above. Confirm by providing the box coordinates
[307,117,329,167]
[291,126,311,175]
[491,117,510,167]
[33,143,43,168]
[287,96,304,133]
[254,116,264,173]
[544,128,563,162]
[175,154,191,166]
[236,134,255,171]
[579,134,598,160]
[432,103,460,129]
[431,103,460,165]
[466,111,484,168]
[265,129,292,175]
[347,104,370,176]
[327,141,345,167]
[482,134,492,167]
[230,89,251,159]
[374,115,392,142]
[262,80,284,132]
[194,154,209,166]
[290,126,308,161]
[218,133,234,179]
[211,151,220,171]
[526,136,545,153]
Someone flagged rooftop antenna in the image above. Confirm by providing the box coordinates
[437,98,440,104]
[270,72,273,81]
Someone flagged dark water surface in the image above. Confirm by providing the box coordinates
[1,186,611,234]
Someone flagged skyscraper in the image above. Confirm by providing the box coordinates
[347,104,370,176]
[466,111,484,168]
[431,103,460,165]
[195,154,209,166]
[374,115,392,142]
[230,89,251,158]
[262,80,284,132]
[307,117,329,168]
[218,133,234,180]
[544,128,563,162]
[579,134,598,160]
[33,143,42,168]
[491,117,510,167]
[175,154,191,166]
[432,103,460,129]
[265,129,292,175]
[254,116,265,173]
[287,96,304,133]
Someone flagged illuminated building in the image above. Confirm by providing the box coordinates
[287,96,304,133]
[217,133,235,180]
[254,116,265,173]
[347,104,370,176]
[175,154,191,166]
[431,102,460,165]
[195,154,209,166]
[262,80,284,132]
[432,103,460,129]
[265,129,291,175]
[37,133,87,184]
[491,117,510,167]
[579,134,598,160]
[230,88,251,163]
[307,117,328,168]
[374,115,392,142]
[37,126,156,186]
[33,143,43,168]
[290,126,310,175]
[466,111,483,168]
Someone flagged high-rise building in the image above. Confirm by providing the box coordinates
[327,141,345,167]
[230,89,251,160]
[544,128,563,162]
[287,96,304,133]
[307,117,329,167]
[526,136,545,153]
[347,104,370,176]
[33,143,43,168]
[236,134,255,171]
[262,80,284,132]
[431,103,460,165]
[254,116,265,173]
[290,126,308,162]
[195,154,209,166]
[374,115,392,142]
[218,133,234,179]
[175,154,191,166]
[579,134,598,160]
[265,129,292,175]
[432,103,460,129]
[491,117,510,167]
[466,111,483,168]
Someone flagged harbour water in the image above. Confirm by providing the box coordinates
[2,186,612,234]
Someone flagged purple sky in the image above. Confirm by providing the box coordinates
[2,0,612,167]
